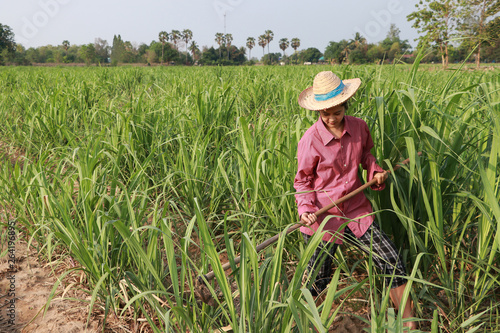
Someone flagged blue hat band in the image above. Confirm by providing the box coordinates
[314,81,345,102]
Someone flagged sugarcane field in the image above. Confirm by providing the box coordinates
[2,1,500,330]
[0,59,499,332]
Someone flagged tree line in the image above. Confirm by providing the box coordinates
[407,0,499,68]
[0,0,498,67]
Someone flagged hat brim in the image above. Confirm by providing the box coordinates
[298,78,361,111]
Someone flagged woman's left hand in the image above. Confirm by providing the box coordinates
[373,171,388,185]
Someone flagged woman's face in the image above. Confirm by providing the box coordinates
[319,104,345,130]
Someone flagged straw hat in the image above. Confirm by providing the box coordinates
[298,71,361,111]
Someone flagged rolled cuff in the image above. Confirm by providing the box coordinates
[297,204,318,217]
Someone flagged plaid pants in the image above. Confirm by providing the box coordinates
[302,223,407,295]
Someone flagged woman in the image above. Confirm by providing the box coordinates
[294,71,415,328]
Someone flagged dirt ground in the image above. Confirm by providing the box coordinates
[0,141,101,333]
[0,142,369,333]
[0,235,102,333]
[0,234,371,333]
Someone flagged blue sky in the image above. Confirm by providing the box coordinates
[1,0,422,53]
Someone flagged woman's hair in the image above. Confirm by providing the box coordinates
[317,101,350,113]
[343,101,349,111]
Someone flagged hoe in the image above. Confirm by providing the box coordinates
[198,153,421,291]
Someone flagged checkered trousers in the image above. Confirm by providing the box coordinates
[302,223,407,295]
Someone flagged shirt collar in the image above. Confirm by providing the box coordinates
[316,115,351,146]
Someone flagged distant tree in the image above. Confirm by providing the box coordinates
[149,40,180,64]
[94,38,109,63]
[200,46,218,65]
[215,32,225,58]
[111,34,126,63]
[387,24,401,41]
[146,49,157,64]
[68,45,79,63]
[225,33,233,60]
[339,39,354,64]
[258,34,267,56]
[159,31,168,65]
[0,23,16,64]
[290,38,301,64]
[279,38,289,56]
[62,40,70,53]
[234,46,247,64]
[347,32,369,63]
[407,0,457,69]
[486,16,500,42]
[367,44,385,63]
[13,44,29,65]
[188,41,200,62]
[389,42,403,60]
[0,48,11,64]
[300,47,323,63]
[80,43,96,65]
[291,38,300,52]
[25,47,40,63]
[52,48,63,63]
[324,41,342,64]
[380,24,411,53]
[482,16,500,62]
[39,45,55,62]
[121,41,138,63]
[182,29,193,64]
[353,32,367,47]
[262,52,280,65]
[225,44,246,64]
[137,43,148,58]
[457,0,499,68]
[170,30,181,50]
[349,48,369,64]
[246,37,255,60]
[264,30,274,54]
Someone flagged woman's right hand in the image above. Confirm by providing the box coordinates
[300,212,317,226]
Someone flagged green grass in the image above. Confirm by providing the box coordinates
[0,62,499,332]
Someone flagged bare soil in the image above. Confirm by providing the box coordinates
[0,142,103,333]
[0,236,101,333]
[0,141,370,333]
[0,229,370,333]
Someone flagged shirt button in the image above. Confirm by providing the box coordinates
[345,181,348,184]
[341,146,344,148]
[344,164,347,167]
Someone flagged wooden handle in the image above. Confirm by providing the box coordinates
[198,153,420,284]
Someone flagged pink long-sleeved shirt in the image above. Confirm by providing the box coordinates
[294,115,385,244]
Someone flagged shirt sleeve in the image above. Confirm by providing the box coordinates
[294,138,319,216]
[360,121,385,191]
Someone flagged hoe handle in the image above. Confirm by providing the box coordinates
[199,153,420,284]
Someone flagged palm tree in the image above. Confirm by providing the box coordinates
[182,29,193,65]
[188,41,199,63]
[353,32,366,47]
[62,40,70,60]
[291,38,300,64]
[339,39,354,64]
[291,38,300,52]
[170,30,181,50]
[246,37,255,60]
[62,40,70,52]
[158,31,168,65]
[279,38,289,57]
[258,35,267,57]
[225,33,233,60]
[264,30,274,54]
[215,32,225,59]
